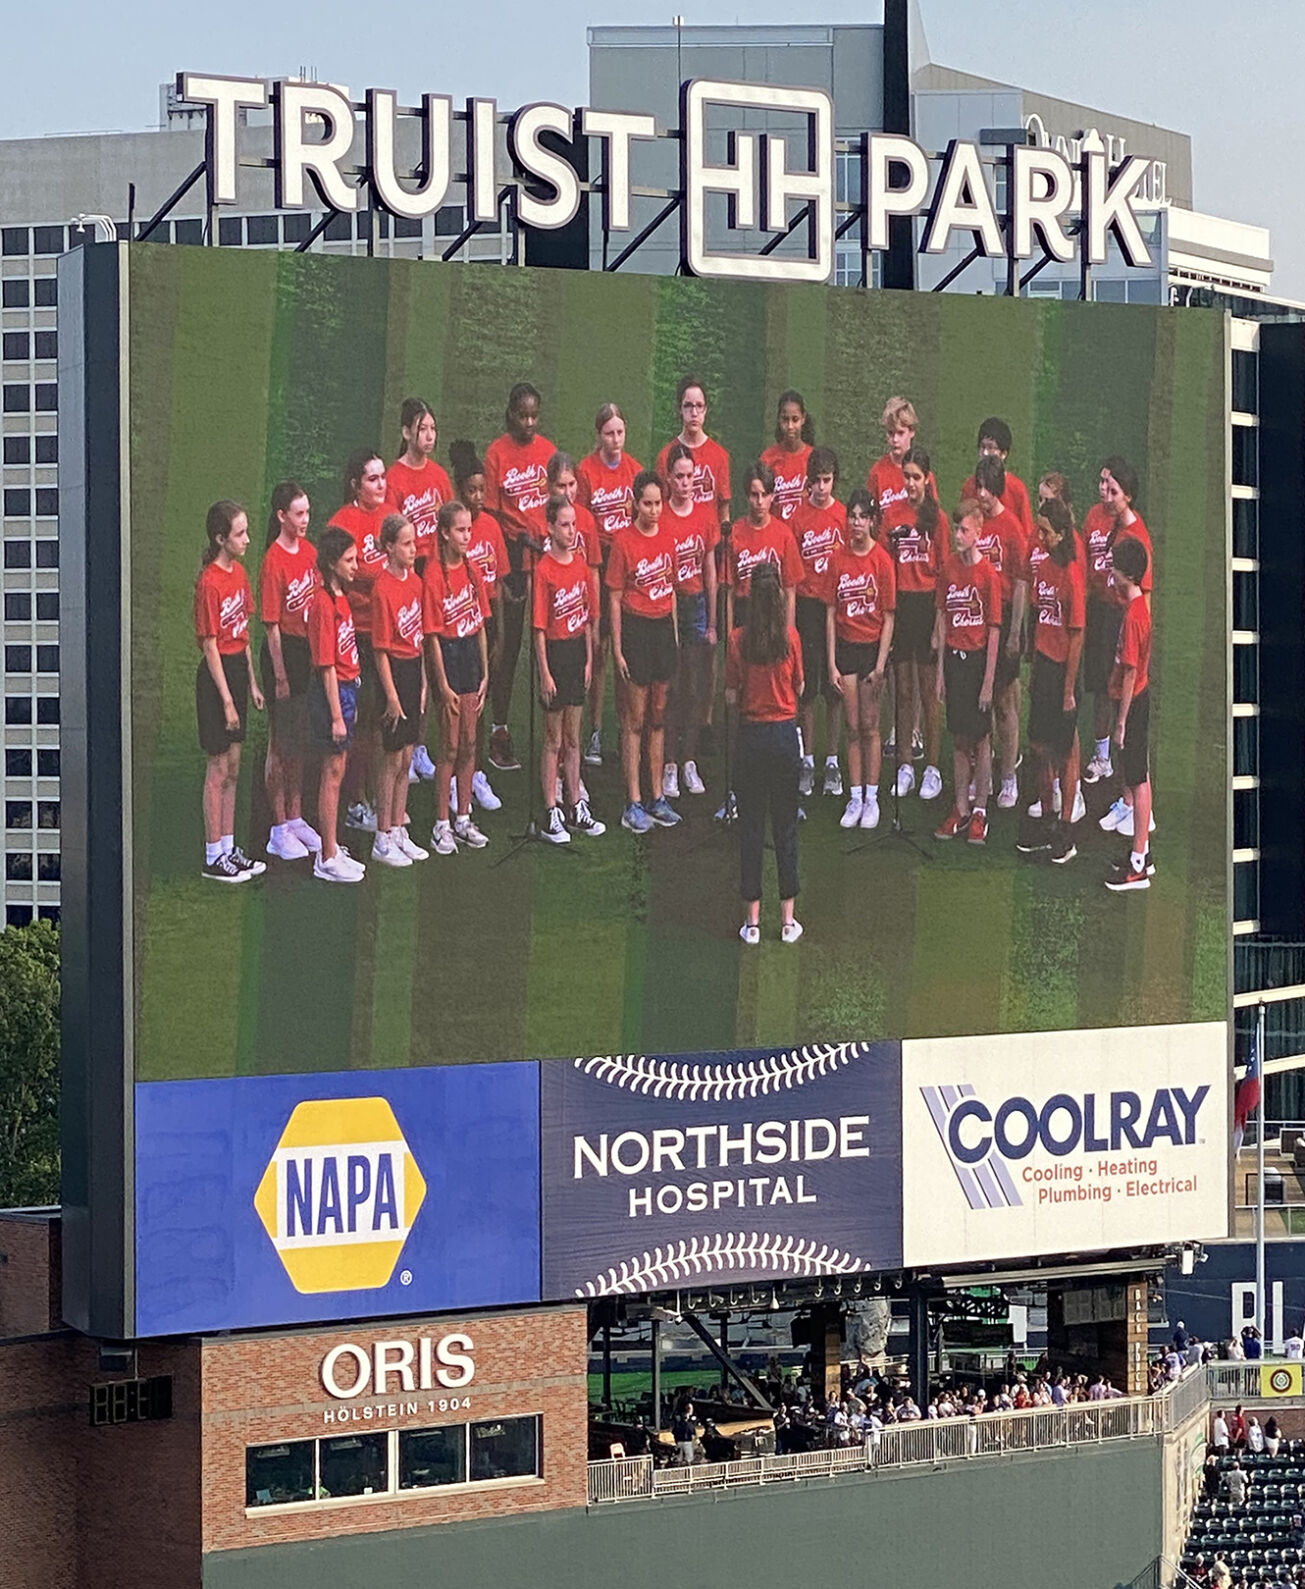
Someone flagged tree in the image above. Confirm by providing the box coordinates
[0,920,59,1205]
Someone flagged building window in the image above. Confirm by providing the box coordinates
[36,698,59,725]
[1,227,28,255]
[174,219,204,246]
[324,213,352,242]
[394,216,423,239]
[34,435,57,465]
[36,645,58,674]
[37,853,60,882]
[246,215,279,245]
[33,331,56,361]
[319,1433,389,1499]
[246,1441,316,1508]
[469,1417,540,1482]
[218,216,243,246]
[35,541,58,569]
[3,489,31,516]
[5,593,31,621]
[5,697,32,724]
[1233,496,1257,560]
[34,384,56,413]
[34,490,57,519]
[1233,348,1258,414]
[4,542,31,569]
[434,205,465,237]
[5,749,32,777]
[37,749,59,778]
[38,906,60,925]
[283,212,312,243]
[5,801,33,829]
[33,280,56,308]
[5,852,32,881]
[4,645,32,673]
[6,905,33,928]
[2,385,30,413]
[3,436,31,464]
[2,332,31,360]
[1232,426,1258,489]
[32,226,64,255]
[37,800,59,829]
[398,1425,466,1490]
[2,280,29,308]
[35,594,58,621]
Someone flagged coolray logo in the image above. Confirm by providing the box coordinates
[921,1082,1211,1212]
[254,1097,427,1293]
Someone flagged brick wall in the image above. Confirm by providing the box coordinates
[200,1304,589,1554]
[0,1212,60,1338]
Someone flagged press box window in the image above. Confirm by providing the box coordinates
[3,491,31,517]
[36,645,58,674]
[399,1425,466,1490]
[469,1416,540,1482]
[247,1440,316,1507]
[32,226,64,255]
[33,332,56,361]
[319,1433,388,1499]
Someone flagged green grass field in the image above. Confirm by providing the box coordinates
[124,245,1228,1082]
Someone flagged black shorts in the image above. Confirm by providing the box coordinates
[892,589,936,666]
[795,595,834,705]
[995,616,1022,692]
[1084,598,1124,695]
[261,635,310,750]
[598,549,613,642]
[439,633,484,697]
[1029,651,1076,758]
[307,674,358,753]
[502,536,528,603]
[1119,685,1151,789]
[380,654,422,751]
[622,611,676,688]
[544,636,587,710]
[834,638,879,681]
[354,633,378,715]
[196,654,248,755]
[943,647,992,745]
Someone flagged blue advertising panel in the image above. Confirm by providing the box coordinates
[134,1065,541,1336]
[540,1042,902,1298]
[1162,1241,1305,1355]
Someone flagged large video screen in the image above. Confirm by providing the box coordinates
[127,246,1227,1083]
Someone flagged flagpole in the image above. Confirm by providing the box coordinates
[1256,1000,1267,1341]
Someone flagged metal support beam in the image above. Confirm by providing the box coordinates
[681,1311,772,1411]
[930,243,984,293]
[650,1316,662,1430]
[907,1288,930,1406]
[605,196,678,273]
[137,161,206,243]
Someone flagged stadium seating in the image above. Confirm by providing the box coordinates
[1181,1450,1305,1588]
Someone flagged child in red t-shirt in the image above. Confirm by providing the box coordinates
[385,397,453,571]
[789,445,847,802]
[973,452,1030,814]
[449,439,507,819]
[759,389,815,525]
[888,444,947,805]
[961,417,1035,547]
[370,514,429,868]
[662,440,721,801]
[306,527,363,883]
[194,500,264,883]
[1104,536,1155,892]
[534,495,605,844]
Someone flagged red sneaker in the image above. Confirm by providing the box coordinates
[967,808,989,845]
[934,809,963,840]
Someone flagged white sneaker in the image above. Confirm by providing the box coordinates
[739,923,761,946]
[1117,806,1155,840]
[288,817,322,852]
[997,776,1018,810]
[1069,787,1086,824]
[663,763,680,800]
[541,805,571,844]
[781,919,804,945]
[859,792,881,830]
[1099,796,1130,833]
[584,729,603,766]
[823,760,843,798]
[314,849,364,883]
[919,765,942,801]
[394,827,428,862]
[683,760,706,796]
[840,792,864,829]
[1052,777,1063,815]
[335,844,367,878]
[885,728,896,754]
[408,762,420,784]
[346,801,378,832]
[472,769,502,811]
[267,826,310,861]
[798,757,815,798]
[371,832,412,868]
[1083,754,1114,784]
[911,728,924,761]
[895,763,915,798]
[431,819,458,856]
[1027,799,1043,819]
[454,814,489,849]
[411,744,437,781]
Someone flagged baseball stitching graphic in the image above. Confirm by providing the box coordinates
[576,1234,867,1297]
[574,1041,871,1101]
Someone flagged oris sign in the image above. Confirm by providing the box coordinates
[320,1332,476,1400]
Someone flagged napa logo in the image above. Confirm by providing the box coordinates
[254,1097,427,1294]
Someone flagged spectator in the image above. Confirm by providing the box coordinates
[1173,1319,1190,1352]
[1244,1325,1264,1360]
[1247,1415,1265,1454]
[1164,1346,1183,1381]
[1230,1404,1248,1449]
[1287,1328,1305,1362]
[672,1402,697,1467]
[1228,1336,1246,1362]
[1225,1460,1247,1506]
[1266,1415,1282,1456]
[1212,1409,1231,1453]
[1185,1334,1204,1369]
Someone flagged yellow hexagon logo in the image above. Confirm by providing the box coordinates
[254,1098,427,1294]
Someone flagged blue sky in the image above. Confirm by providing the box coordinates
[4,0,1299,299]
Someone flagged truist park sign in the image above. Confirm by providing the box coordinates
[178,72,1158,285]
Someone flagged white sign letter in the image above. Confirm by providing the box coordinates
[581,108,657,231]
[509,103,582,230]
[1011,145,1076,264]
[922,141,1004,258]
[865,133,930,252]
[1083,151,1153,267]
[467,98,499,224]
[366,90,452,221]
[321,1343,371,1399]
[178,73,269,207]
[434,1332,476,1389]
[275,83,358,213]
[373,1339,416,1395]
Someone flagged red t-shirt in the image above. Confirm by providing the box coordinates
[307,586,360,683]
[466,511,509,599]
[327,502,388,634]
[829,542,896,645]
[867,454,910,531]
[606,524,677,619]
[483,432,555,543]
[1033,557,1086,665]
[975,507,1029,608]
[547,502,602,570]
[937,554,1003,653]
[727,518,805,599]
[533,550,592,642]
[760,443,812,524]
[666,499,722,596]
[656,436,732,517]
[1109,593,1152,699]
[789,498,847,601]
[1083,505,1154,605]
[258,538,318,640]
[422,556,489,641]
[576,452,643,549]
[962,469,1034,548]
[370,567,425,661]
[386,457,453,559]
[194,561,252,656]
[725,626,804,723]
[886,506,946,596]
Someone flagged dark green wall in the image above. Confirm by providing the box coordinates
[204,1442,1163,1589]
